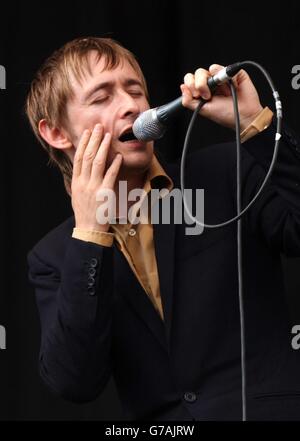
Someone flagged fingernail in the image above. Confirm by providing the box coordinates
[94,123,102,132]
[202,92,210,100]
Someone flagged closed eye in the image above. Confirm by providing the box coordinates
[128,89,143,96]
[91,96,109,105]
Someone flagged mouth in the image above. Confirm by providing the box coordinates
[118,127,138,143]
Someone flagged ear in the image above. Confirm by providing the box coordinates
[38,119,73,150]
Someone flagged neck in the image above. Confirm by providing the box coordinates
[114,169,148,218]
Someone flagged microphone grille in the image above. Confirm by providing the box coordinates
[133,109,166,141]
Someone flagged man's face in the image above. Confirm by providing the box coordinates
[65,51,153,178]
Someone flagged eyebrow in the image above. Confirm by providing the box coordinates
[82,78,144,103]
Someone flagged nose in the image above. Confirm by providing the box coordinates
[117,91,140,119]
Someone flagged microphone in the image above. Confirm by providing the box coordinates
[132,62,242,141]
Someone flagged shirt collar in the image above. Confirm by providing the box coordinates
[144,153,173,193]
[110,153,173,226]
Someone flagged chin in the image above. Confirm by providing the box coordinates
[121,143,153,167]
[123,154,152,172]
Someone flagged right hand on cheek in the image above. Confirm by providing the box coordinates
[71,123,123,232]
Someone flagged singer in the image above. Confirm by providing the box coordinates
[26,37,300,420]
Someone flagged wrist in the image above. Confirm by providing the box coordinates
[75,223,110,233]
[239,105,264,132]
[240,107,274,143]
[72,227,114,247]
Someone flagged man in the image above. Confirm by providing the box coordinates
[26,37,300,420]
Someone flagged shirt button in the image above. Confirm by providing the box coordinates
[128,228,136,237]
[183,392,197,403]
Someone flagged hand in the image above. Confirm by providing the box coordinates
[71,124,123,232]
[180,64,263,132]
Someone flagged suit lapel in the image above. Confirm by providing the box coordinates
[114,245,169,353]
[153,197,176,349]
[113,191,177,354]
[113,158,179,353]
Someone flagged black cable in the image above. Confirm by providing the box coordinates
[229,80,246,421]
[180,63,282,229]
[179,61,282,421]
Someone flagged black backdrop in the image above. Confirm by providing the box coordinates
[0,0,300,421]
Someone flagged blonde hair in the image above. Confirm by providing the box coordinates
[25,37,148,195]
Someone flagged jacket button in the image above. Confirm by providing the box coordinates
[87,287,96,296]
[87,276,95,287]
[183,392,197,403]
[90,258,98,268]
[88,267,96,277]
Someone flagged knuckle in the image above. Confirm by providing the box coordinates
[197,84,208,92]
[195,67,206,76]
[108,168,117,178]
[83,150,95,161]
[209,63,221,71]
[184,73,193,83]
[74,154,83,164]
[194,77,205,88]
[86,183,95,193]
[93,158,105,168]
[76,179,85,190]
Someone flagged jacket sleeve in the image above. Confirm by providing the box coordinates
[27,237,114,403]
[238,119,300,256]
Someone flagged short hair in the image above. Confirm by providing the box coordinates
[25,37,148,195]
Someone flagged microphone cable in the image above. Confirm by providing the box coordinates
[180,61,282,421]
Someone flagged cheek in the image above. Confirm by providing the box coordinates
[105,147,118,169]
[70,109,109,139]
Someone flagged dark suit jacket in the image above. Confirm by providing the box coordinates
[28,121,300,420]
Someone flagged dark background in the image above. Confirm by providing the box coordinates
[0,0,300,420]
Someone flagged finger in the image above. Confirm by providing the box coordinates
[73,129,91,178]
[208,63,231,97]
[194,68,212,100]
[184,73,202,99]
[90,132,112,183]
[101,153,123,189]
[208,63,225,75]
[81,123,104,179]
[233,68,250,87]
[210,63,246,83]
[180,84,195,108]
[209,64,248,92]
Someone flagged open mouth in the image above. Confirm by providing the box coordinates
[118,128,138,143]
